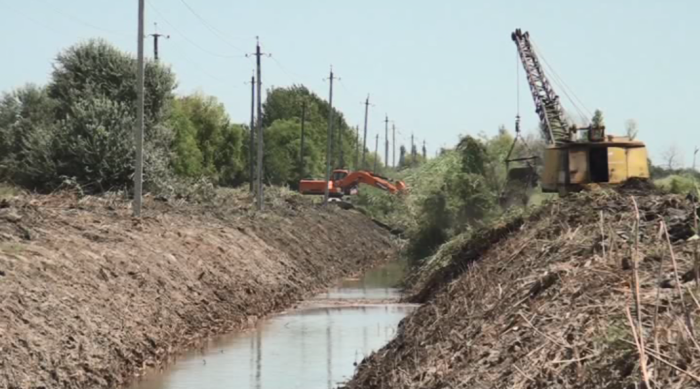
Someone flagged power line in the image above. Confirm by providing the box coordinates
[0,1,63,35]
[531,42,593,122]
[147,1,243,59]
[177,0,244,53]
[32,0,134,38]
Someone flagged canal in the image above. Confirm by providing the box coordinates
[129,260,414,389]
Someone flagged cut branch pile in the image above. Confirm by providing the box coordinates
[345,189,700,389]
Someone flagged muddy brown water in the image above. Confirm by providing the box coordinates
[129,260,415,389]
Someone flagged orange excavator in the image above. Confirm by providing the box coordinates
[299,169,407,197]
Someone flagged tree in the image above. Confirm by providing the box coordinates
[625,119,638,140]
[0,40,177,192]
[169,94,246,186]
[0,85,58,183]
[662,144,684,170]
[591,109,605,128]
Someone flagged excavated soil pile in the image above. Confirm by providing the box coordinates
[345,189,700,389]
[0,192,395,389]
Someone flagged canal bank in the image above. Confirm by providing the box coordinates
[0,192,398,389]
[129,260,415,389]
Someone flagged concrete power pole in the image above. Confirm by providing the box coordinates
[361,95,370,170]
[411,133,416,159]
[249,74,255,192]
[323,68,337,204]
[149,23,169,61]
[392,123,396,168]
[373,133,379,172]
[337,116,344,168]
[354,126,360,170]
[299,101,307,181]
[384,115,389,171]
[133,0,145,217]
[246,38,268,210]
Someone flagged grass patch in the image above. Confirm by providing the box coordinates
[0,183,20,200]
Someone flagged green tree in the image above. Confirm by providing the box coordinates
[0,85,58,183]
[170,94,246,186]
[1,40,177,192]
[591,109,605,128]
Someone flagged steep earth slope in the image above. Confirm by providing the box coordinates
[0,192,396,389]
[346,189,700,388]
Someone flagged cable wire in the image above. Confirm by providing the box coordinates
[177,0,244,53]
[0,1,63,35]
[531,42,593,123]
[31,0,134,38]
[147,1,243,59]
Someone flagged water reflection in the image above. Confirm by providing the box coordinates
[130,261,412,389]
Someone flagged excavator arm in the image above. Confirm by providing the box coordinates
[336,171,406,194]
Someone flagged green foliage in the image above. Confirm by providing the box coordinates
[169,94,246,186]
[359,131,528,266]
[656,174,697,195]
[0,40,177,192]
[405,189,450,263]
[591,109,605,128]
[0,84,58,184]
[264,119,303,186]
[261,86,367,181]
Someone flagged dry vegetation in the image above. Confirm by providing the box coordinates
[0,189,396,389]
[345,186,700,388]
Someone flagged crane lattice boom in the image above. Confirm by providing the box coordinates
[512,29,570,145]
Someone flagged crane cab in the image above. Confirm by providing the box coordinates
[541,136,649,193]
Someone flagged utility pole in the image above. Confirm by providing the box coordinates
[423,139,427,160]
[299,101,307,181]
[354,126,360,170]
[133,0,145,217]
[411,133,416,159]
[384,115,389,171]
[392,123,396,168]
[337,116,343,168]
[361,95,370,170]
[373,134,380,172]
[149,23,169,61]
[323,68,337,204]
[246,37,269,211]
[249,73,255,192]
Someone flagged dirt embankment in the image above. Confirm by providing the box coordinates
[0,192,396,389]
[345,189,700,389]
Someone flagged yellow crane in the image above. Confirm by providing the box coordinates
[510,28,649,196]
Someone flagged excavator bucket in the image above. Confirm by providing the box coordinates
[499,165,538,208]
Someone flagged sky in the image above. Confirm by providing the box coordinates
[0,0,698,166]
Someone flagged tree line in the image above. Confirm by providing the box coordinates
[0,39,415,195]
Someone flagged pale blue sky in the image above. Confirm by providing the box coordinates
[0,0,698,166]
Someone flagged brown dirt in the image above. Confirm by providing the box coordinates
[344,189,700,388]
[0,190,396,389]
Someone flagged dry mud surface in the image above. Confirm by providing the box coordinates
[345,189,700,389]
[0,192,395,389]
